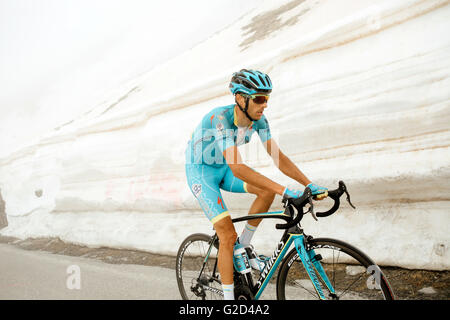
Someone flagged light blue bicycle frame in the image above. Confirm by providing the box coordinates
[231,211,336,300]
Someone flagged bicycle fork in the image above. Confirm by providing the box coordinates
[293,235,336,300]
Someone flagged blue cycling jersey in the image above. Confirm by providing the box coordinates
[185,104,272,167]
[185,104,272,225]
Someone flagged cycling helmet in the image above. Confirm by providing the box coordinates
[229,69,272,95]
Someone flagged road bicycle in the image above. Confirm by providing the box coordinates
[175,181,395,300]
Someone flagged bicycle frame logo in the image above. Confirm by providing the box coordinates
[255,240,285,290]
[293,235,327,299]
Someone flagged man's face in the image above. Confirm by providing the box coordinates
[237,93,269,121]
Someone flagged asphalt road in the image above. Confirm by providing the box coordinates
[0,243,282,300]
[0,243,179,300]
[2,242,445,300]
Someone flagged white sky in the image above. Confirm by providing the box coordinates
[0,0,261,111]
[0,0,261,156]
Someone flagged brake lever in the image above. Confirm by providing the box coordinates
[308,195,318,221]
[345,189,356,209]
[340,182,355,209]
[339,181,356,209]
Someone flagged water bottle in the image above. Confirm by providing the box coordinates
[233,243,251,274]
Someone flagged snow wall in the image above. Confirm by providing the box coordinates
[0,0,449,270]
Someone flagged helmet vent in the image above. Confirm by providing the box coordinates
[258,75,267,87]
[249,76,259,86]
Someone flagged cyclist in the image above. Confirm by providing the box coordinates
[185,69,328,300]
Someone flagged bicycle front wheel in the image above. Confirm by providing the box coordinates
[277,238,395,300]
[176,233,222,300]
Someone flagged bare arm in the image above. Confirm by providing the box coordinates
[263,139,312,187]
[223,145,285,195]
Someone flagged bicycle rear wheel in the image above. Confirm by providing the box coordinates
[277,238,395,300]
[176,233,222,300]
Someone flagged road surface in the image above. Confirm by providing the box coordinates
[0,243,282,300]
[0,243,179,299]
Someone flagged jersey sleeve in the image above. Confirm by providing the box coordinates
[256,115,272,143]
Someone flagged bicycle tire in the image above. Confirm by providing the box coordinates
[276,238,395,300]
[176,233,222,300]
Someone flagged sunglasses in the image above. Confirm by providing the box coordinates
[244,94,270,104]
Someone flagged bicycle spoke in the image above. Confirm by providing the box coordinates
[176,234,223,300]
[337,272,366,299]
[331,250,337,292]
[279,239,393,300]
[294,280,319,299]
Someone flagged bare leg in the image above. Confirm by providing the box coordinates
[213,216,237,285]
[245,184,276,227]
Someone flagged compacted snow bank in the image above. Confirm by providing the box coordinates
[0,0,449,270]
